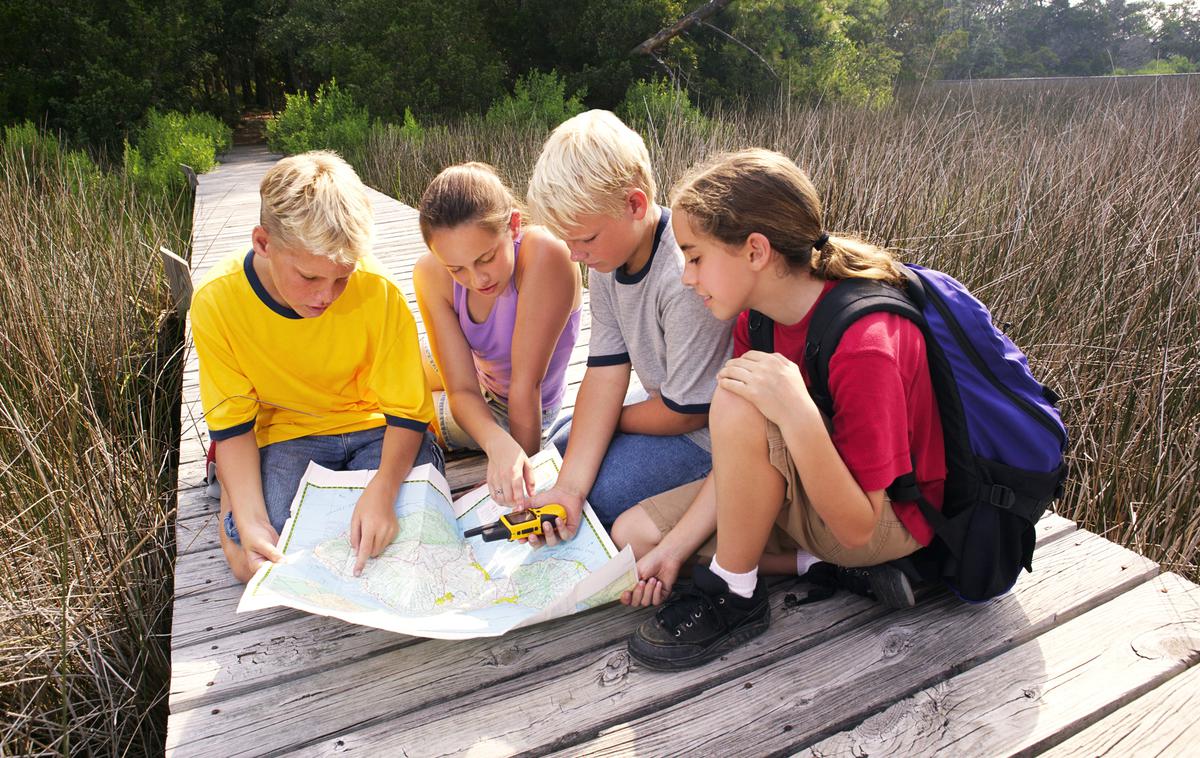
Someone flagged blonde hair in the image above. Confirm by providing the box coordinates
[418,163,521,243]
[526,110,657,238]
[672,149,902,284]
[259,150,373,266]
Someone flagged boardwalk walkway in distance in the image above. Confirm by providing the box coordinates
[166,146,1200,756]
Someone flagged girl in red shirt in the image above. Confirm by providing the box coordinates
[618,148,947,671]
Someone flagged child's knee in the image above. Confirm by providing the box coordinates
[611,505,662,558]
[711,386,765,438]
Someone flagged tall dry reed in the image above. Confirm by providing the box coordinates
[362,76,1200,578]
[0,141,187,753]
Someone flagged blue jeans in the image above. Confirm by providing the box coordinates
[549,418,711,528]
[224,426,444,543]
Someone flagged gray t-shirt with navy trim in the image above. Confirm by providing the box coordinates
[586,208,734,452]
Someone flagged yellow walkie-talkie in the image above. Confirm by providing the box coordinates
[463,504,567,542]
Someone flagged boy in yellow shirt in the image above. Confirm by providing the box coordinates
[192,151,442,583]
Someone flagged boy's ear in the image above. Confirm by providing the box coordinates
[746,232,773,271]
[251,226,271,258]
[625,188,650,221]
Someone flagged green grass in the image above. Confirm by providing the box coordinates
[0,137,188,754]
[360,75,1200,579]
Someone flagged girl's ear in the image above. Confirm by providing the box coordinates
[746,232,773,271]
[508,209,522,236]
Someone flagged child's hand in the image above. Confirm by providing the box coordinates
[523,485,585,547]
[238,519,286,573]
[621,548,682,607]
[717,350,813,425]
[486,436,535,508]
[350,481,400,576]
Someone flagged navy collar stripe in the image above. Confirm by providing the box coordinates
[243,249,302,319]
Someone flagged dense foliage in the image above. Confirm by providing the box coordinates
[2,0,1198,147]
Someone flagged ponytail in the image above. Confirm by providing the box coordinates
[672,149,903,285]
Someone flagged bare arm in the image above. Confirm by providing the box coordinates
[215,430,285,569]
[777,401,884,549]
[216,430,268,527]
[618,394,708,436]
[350,424,425,574]
[413,255,508,451]
[555,362,630,497]
[528,362,630,541]
[508,229,581,455]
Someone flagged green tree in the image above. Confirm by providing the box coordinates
[689,0,900,106]
[0,0,207,147]
[484,0,689,109]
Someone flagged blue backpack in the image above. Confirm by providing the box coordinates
[748,263,1068,602]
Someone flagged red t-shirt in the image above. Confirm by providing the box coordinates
[733,280,946,545]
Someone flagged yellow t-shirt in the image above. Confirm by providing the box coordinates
[191,250,434,447]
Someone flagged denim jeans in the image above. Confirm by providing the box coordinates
[224,426,444,543]
[549,417,712,528]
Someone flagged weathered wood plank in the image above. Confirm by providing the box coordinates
[802,572,1200,756]
[544,530,1157,758]
[171,582,303,649]
[1042,661,1200,757]
[167,518,1103,757]
[168,516,1075,715]
[450,529,1148,758]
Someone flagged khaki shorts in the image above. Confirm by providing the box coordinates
[639,422,921,568]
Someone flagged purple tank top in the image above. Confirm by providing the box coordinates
[453,237,582,408]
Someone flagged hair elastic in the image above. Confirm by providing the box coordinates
[814,232,830,250]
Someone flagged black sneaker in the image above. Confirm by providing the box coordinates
[803,561,916,609]
[628,565,770,671]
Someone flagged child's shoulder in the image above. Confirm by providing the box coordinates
[349,253,406,297]
[413,251,455,305]
[517,225,572,270]
[192,251,251,309]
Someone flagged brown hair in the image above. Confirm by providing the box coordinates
[418,162,522,243]
[671,148,902,284]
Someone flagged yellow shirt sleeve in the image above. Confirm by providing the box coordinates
[191,289,259,440]
[369,282,435,432]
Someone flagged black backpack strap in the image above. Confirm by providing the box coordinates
[804,271,925,419]
[747,309,774,353]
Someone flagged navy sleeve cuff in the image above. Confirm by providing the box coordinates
[385,415,431,433]
[209,418,256,441]
[662,396,711,415]
[587,352,631,367]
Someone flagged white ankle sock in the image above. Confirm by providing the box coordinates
[796,550,820,576]
[710,557,757,599]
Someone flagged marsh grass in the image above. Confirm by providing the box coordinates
[0,139,188,753]
[362,76,1200,578]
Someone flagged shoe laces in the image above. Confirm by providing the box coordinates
[655,585,725,637]
[804,562,875,599]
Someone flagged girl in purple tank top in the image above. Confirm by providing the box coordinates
[414,163,582,507]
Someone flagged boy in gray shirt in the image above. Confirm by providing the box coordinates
[525,111,732,531]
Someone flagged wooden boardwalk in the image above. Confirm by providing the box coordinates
[166,147,1200,756]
